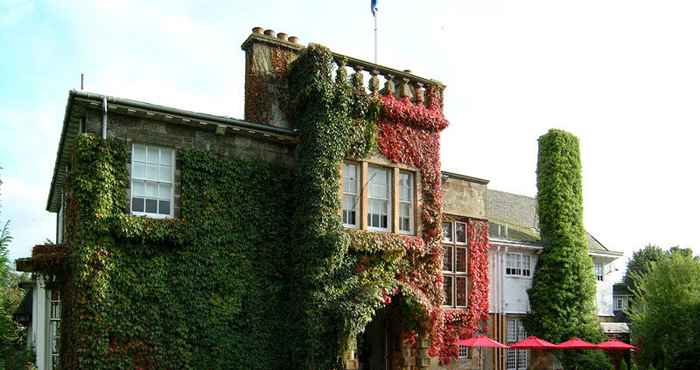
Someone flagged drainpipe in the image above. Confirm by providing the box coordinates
[102,96,108,139]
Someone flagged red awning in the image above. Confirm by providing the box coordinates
[555,337,599,350]
[509,336,557,350]
[457,335,509,349]
[597,339,637,351]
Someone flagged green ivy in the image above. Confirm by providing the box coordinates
[61,134,295,369]
[525,129,609,370]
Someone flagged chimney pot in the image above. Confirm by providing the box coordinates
[277,32,288,41]
[252,27,264,34]
[288,36,299,44]
[264,29,275,36]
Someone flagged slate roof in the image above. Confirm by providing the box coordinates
[487,189,622,256]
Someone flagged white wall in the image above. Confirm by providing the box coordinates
[594,257,615,317]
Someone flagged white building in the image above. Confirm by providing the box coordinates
[485,190,622,370]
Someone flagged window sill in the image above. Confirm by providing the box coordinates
[130,212,174,220]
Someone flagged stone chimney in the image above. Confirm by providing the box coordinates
[241,27,303,129]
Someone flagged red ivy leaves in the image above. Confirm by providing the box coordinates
[376,93,490,365]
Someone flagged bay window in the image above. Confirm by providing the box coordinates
[505,253,532,278]
[594,262,604,282]
[341,161,416,235]
[131,143,175,218]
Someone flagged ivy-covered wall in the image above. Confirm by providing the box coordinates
[60,135,295,369]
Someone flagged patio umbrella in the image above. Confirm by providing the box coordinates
[597,339,637,351]
[509,336,557,350]
[555,337,599,350]
[457,336,508,369]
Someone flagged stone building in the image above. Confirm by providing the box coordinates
[14,27,621,370]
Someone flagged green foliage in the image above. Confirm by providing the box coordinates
[526,129,606,369]
[286,44,388,369]
[631,363,639,370]
[629,251,700,370]
[625,245,665,292]
[61,135,296,369]
[620,358,629,370]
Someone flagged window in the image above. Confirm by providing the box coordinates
[614,295,629,311]
[458,345,471,359]
[399,171,414,234]
[49,290,61,370]
[507,319,528,370]
[368,166,392,230]
[443,220,468,307]
[594,262,604,282]
[506,253,533,278]
[131,144,174,218]
[342,162,359,227]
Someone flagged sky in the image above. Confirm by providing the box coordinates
[1,0,699,282]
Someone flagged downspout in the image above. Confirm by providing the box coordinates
[102,96,108,139]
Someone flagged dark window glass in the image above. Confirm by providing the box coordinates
[456,247,467,273]
[159,200,170,215]
[444,276,453,306]
[443,222,453,242]
[456,222,466,243]
[132,198,144,212]
[146,199,157,213]
[456,277,467,306]
[443,246,453,271]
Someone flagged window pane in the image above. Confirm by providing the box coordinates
[133,144,146,161]
[443,222,453,242]
[145,199,157,213]
[146,182,157,197]
[522,255,531,277]
[132,198,144,212]
[399,172,412,202]
[456,247,467,273]
[456,277,467,306]
[343,194,357,226]
[368,167,388,199]
[132,180,145,197]
[343,163,358,194]
[159,165,172,182]
[160,148,173,165]
[146,164,158,181]
[158,183,171,199]
[147,146,159,163]
[456,222,466,243]
[158,200,170,215]
[444,276,453,306]
[443,246,453,272]
[133,162,146,179]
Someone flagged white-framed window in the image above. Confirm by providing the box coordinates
[614,295,629,311]
[505,253,533,278]
[458,345,471,359]
[398,171,414,234]
[594,262,604,282]
[131,143,175,218]
[342,162,359,227]
[443,220,468,307]
[367,166,392,231]
[49,289,61,370]
[506,318,528,370]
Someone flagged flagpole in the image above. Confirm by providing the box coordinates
[373,13,378,64]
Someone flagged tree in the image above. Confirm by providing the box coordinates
[624,245,664,292]
[629,251,700,370]
[525,129,609,369]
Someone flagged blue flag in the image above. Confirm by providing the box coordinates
[371,0,378,16]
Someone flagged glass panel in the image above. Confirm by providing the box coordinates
[343,194,357,226]
[147,164,158,181]
[399,172,412,202]
[456,247,467,273]
[147,146,159,163]
[133,144,146,161]
[146,182,157,197]
[132,198,144,212]
[444,276,453,306]
[368,167,388,199]
[456,277,467,306]
[343,163,357,194]
[145,199,157,213]
[159,200,170,215]
[522,255,531,277]
[159,165,171,182]
[443,222,453,242]
[132,162,145,179]
[160,148,173,164]
[456,222,466,243]
[132,180,145,197]
[443,246,453,272]
[158,183,171,199]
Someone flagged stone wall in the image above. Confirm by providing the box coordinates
[442,175,488,219]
